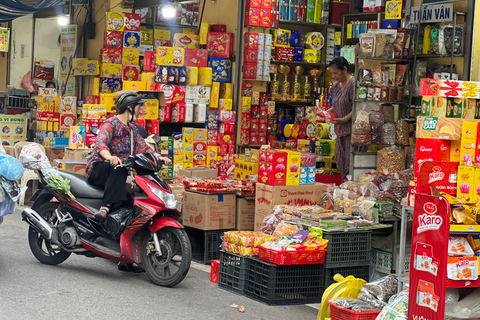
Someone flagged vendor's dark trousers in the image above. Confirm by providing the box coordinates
[87,162,129,209]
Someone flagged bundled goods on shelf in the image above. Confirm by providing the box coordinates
[243,32,272,81]
[416,23,464,56]
[357,61,408,102]
[180,177,257,195]
[244,0,279,28]
[346,20,379,40]
[222,231,274,256]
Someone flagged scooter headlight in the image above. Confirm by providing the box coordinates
[147,185,177,210]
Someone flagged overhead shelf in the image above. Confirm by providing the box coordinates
[279,20,341,28]
[271,60,326,68]
[357,56,411,62]
[355,99,410,104]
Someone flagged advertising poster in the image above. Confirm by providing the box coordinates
[59,25,77,96]
[0,27,9,52]
[0,115,27,146]
[408,193,450,320]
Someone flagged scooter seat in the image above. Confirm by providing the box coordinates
[58,170,104,199]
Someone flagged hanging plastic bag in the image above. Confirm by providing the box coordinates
[0,154,25,181]
[0,176,27,202]
[0,193,15,217]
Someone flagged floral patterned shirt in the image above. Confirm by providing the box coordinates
[86,116,153,178]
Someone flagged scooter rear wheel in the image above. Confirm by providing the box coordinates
[142,227,191,287]
[28,202,71,265]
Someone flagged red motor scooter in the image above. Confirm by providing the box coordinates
[22,152,191,287]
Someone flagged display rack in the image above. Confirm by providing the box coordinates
[348,50,412,180]
[340,11,384,47]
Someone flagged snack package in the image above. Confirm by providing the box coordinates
[448,236,475,256]
[362,275,398,302]
[370,29,397,59]
[447,256,478,281]
[359,33,375,57]
[272,222,299,239]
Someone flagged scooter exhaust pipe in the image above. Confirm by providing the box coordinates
[21,208,54,240]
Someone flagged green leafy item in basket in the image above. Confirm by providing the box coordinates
[46,175,75,199]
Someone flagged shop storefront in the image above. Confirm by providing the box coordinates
[2,0,480,318]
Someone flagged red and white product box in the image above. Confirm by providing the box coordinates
[275,47,294,61]
[207,130,218,146]
[242,82,253,97]
[193,142,207,166]
[417,161,458,196]
[414,139,451,180]
[247,0,261,8]
[219,122,235,134]
[218,133,234,145]
[124,13,141,31]
[243,63,257,79]
[210,24,227,32]
[171,103,186,122]
[244,49,258,63]
[259,9,271,27]
[85,95,100,104]
[207,33,234,58]
[143,52,156,72]
[60,114,77,130]
[245,32,259,49]
[159,103,172,122]
[172,85,186,104]
[158,84,175,103]
[146,120,160,135]
[245,8,260,27]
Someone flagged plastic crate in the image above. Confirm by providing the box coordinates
[329,302,381,320]
[218,251,248,295]
[372,248,411,273]
[245,257,325,305]
[185,227,232,264]
[258,246,327,265]
[323,230,372,267]
[324,265,370,288]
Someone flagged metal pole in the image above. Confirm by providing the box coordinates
[397,205,410,293]
[234,0,245,152]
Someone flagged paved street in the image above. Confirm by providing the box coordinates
[0,208,319,320]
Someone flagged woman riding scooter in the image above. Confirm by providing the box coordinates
[86,91,171,221]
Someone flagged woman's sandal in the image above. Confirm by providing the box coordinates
[118,263,145,273]
[94,207,109,221]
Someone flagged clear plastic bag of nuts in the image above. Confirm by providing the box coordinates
[382,123,396,145]
[395,120,409,145]
[369,110,385,145]
[377,146,406,175]
[405,144,416,169]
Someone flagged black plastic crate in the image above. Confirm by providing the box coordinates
[245,257,325,305]
[185,227,231,264]
[322,230,372,267]
[324,264,371,289]
[218,251,248,295]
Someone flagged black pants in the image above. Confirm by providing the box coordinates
[87,162,130,209]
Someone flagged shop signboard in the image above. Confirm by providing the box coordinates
[410,3,453,23]
[59,25,77,96]
[408,193,449,320]
[0,28,10,52]
[0,115,27,146]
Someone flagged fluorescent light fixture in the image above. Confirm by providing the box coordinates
[161,5,176,19]
[58,16,69,26]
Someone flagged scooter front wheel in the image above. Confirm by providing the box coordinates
[142,227,192,287]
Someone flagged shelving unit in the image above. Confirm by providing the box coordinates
[349,48,412,180]
[340,12,384,47]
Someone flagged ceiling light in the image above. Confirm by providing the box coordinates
[161,5,176,19]
[58,16,69,26]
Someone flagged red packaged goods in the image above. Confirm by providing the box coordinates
[245,8,260,27]
[240,129,250,145]
[242,82,253,97]
[244,32,259,49]
[210,260,219,283]
[85,95,100,104]
[242,112,251,129]
[143,52,156,72]
[104,30,123,49]
[100,48,122,64]
[207,33,234,58]
[184,49,208,67]
[262,0,272,8]
[275,47,294,61]
[172,85,186,104]
[210,24,227,32]
[159,103,172,122]
[417,161,458,196]
[414,139,451,180]
[146,120,160,135]
[171,103,186,122]
[158,84,175,103]
[124,13,141,31]
[218,133,234,145]
[122,65,140,81]
[244,49,258,63]
[259,9,271,28]
[207,130,218,146]
[220,122,235,134]
[329,1,349,25]
[247,0,261,8]
[243,63,257,79]
[258,150,288,185]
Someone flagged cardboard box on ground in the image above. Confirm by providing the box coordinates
[254,183,326,231]
[182,191,236,230]
[236,197,255,230]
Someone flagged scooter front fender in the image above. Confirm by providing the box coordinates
[148,215,184,233]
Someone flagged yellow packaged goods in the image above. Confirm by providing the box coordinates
[183,144,193,163]
[193,128,207,141]
[421,96,437,116]
[450,139,462,162]
[82,104,107,120]
[416,116,462,140]
[182,127,194,144]
[475,168,480,205]
[198,67,213,86]
[154,29,171,41]
[173,33,200,49]
[100,63,122,79]
[242,97,252,112]
[219,99,232,111]
[90,77,100,96]
[156,46,185,66]
[304,32,325,50]
[220,83,233,99]
[457,165,475,203]
[466,99,476,119]
[68,126,86,149]
[85,60,100,76]
[100,93,118,113]
[106,12,124,31]
[285,150,301,185]
[223,231,274,247]
[60,96,76,114]
[186,67,198,85]
[140,99,159,120]
[123,81,146,90]
[274,29,291,47]
[123,48,140,65]
[72,58,87,75]
[209,82,220,108]
[460,121,478,166]
[199,23,209,45]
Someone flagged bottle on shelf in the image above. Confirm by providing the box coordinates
[319,88,325,109]
[312,86,319,107]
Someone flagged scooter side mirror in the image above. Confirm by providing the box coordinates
[90,126,99,136]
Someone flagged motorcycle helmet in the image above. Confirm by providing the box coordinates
[115,91,146,121]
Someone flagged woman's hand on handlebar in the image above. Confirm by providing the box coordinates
[160,156,172,166]
[106,156,122,167]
